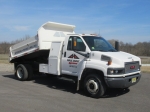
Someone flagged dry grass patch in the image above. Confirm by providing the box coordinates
[0,54,9,64]
[140,56,150,64]
[141,66,150,73]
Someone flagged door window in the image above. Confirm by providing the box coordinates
[67,36,86,51]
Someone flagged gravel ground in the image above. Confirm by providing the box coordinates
[0,64,14,72]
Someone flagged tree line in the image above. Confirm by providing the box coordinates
[0,36,150,56]
[0,35,30,54]
[108,39,150,56]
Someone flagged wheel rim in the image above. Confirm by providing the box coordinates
[86,79,99,94]
[17,67,24,79]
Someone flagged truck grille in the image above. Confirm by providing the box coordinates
[125,61,140,73]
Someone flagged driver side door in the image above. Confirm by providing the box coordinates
[62,36,87,76]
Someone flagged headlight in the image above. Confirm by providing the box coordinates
[107,68,124,75]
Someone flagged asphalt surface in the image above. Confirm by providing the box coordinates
[0,72,150,112]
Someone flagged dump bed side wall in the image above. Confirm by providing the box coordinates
[10,36,39,61]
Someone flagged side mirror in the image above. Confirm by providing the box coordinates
[115,41,119,51]
[72,37,77,50]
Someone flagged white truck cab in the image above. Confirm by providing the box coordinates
[10,22,141,98]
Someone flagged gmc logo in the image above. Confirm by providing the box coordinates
[130,65,135,69]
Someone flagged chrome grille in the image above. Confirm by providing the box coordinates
[125,61,140,73]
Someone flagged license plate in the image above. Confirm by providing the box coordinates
[132,77,136,83]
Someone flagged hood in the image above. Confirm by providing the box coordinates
[90,51,141,67]
[102,51,140,62]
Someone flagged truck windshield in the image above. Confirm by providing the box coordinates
[82,36,117,52]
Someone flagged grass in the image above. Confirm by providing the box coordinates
[0,54,150,73]
[0,54,9,64]
[139,56,150,64]
[141,66,150,73]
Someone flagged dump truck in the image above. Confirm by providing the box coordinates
[9,22,141,98]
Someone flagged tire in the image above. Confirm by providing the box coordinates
[15,64,33,81]
[84,74,106,98]
[26,64,33,80]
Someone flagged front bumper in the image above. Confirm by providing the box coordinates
[104,73,141,88]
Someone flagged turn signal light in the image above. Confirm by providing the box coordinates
[107,60,112,65]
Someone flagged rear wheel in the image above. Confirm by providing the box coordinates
[26,64,33,80]
[84,74,106,98]
[15,64,33,81]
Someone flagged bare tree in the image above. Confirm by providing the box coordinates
[11,35,31,45]
[0,35,31,54]
[0,42,10,54]
[108,39,150,56]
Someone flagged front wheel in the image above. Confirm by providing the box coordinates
[84,74,106,98]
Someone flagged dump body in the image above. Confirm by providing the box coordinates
[10,22,75,62]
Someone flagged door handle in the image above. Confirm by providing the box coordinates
[64,52,66,57]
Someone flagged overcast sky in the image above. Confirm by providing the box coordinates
[0,0,150,44]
